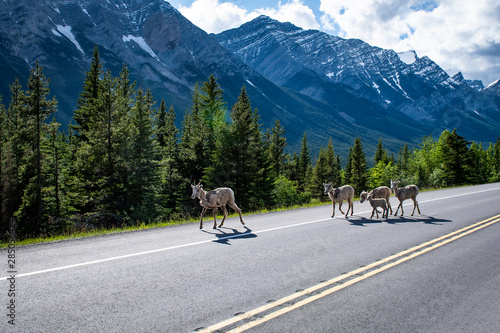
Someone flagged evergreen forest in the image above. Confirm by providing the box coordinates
[1,49,500,241]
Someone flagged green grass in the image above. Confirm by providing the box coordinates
[0,199,333,249]
[0,185,457,249]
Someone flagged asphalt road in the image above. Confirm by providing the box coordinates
[2,183,500,332]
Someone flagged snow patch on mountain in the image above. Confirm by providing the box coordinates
[397,50,417,64]
[123,35,159,61]
[52,25,84,54]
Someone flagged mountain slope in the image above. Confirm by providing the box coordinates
[216,16,500,143]
[0,0,420,158]
[1,2,498,161]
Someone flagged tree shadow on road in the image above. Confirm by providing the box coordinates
[201,226,257,245]
[347,215,452,226]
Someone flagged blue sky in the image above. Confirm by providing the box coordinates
[168,0,500,86]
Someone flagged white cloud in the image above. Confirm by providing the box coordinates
[255,0,320,31]
[178,0,319,34]
[319,0,500,85]
[178,0,255,33]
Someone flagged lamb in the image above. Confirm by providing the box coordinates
[323,183,355,217]
[191,182,245,229]
[365,193,389,219]
[359,186,393,215]
[390,179,421,216]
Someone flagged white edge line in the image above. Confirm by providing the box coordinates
[2,186,499,280]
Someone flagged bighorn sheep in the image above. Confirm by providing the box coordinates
[323,183,354,217]
[390,179,421,216]
[359,186,393,215]
[191,183,245,229]
[365,193,389,219]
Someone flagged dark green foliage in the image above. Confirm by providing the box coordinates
[126,89,160,221]
[374,137,388,165]
[440,129,472,186]
[0,95,6,235]
[2,62,499,240]
[204,86,273,210]
[156,100,180,216]
[200,74,227,150]
[348,137,368,195]
[268,119,287,177]
[71,46,103,142]
[15,61,57,236]
[297,132,311,191]
[176,84,211,215]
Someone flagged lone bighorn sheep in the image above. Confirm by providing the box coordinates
[390,179,421,216]
[366,193,389,219]
[359,186,393,215]
[191,183,244,229]
[323,183,354,217]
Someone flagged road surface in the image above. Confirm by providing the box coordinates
[2,183,500,332]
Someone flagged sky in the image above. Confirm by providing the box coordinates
[168,0,500,86]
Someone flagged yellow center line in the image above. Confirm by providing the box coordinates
[199,214,500,333]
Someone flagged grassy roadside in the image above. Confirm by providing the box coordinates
[0,185,458,249]
[0,199,331,249]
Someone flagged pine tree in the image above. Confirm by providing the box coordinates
[440,129,471,185]
[298,132,311,191]
[205,86,268,210]
[268,119,287,176]
[127,89,160,221]
[325,138,341,186]
[344,147,353,185]
[177,83,212,215]
[156,100,180,214]
[374,137,388,165]
[349,137,368,195]
[310,147,328,200]
[490,139,500,182]
[16,61,57,236]
[398,143,410,172]
[200,74,227,149]
[43,118,73,231]
[71,46,103,142]
[2,79,25,233]
[468,142,489,184]
[0,95,6,236]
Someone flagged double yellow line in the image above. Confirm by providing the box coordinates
[198,214,500,333]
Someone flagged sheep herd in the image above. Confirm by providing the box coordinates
[191,180,421,229]
[325,179,421,220]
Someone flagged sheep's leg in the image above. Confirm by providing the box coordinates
[348,198,353,216]
[228,202,245,225]
[387,200,393,215]
[338,200,345,215]
[395,200,405,216]
[370,208,375,219]
[344,199,351,217]
[200,207,207,229]
[212,208,218,229]
[331,201,335,217]
[411,198,421,216]
[394,201,402,216]
[219,206,228,228]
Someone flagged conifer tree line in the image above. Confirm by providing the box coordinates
[1,48,499,240]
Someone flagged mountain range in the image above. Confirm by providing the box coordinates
[1,0,499,160]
